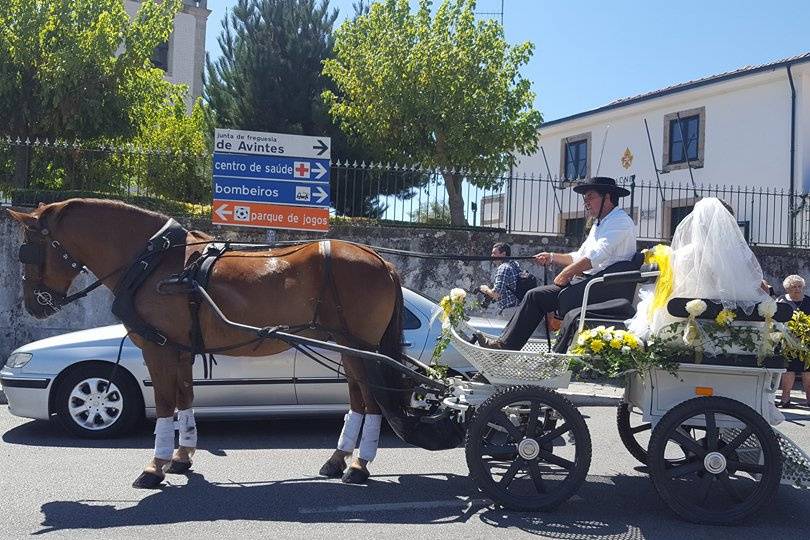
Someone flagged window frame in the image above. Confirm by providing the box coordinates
[559,132,591,181]
[662,107,705,172]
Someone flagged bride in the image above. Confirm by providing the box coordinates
[628,197,770,338]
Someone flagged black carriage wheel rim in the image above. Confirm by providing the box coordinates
[477,399,578,501]
[656,409,773,512]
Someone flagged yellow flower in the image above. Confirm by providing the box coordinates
[715,309,736,327]
[610,338,623,349]
[440,296,451,310]
[623,333,639,347]
[590,340,605,352]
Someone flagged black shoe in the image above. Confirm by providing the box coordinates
[776,400,791,408]
[473,331,504,350]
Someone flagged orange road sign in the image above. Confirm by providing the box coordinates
[212,200,329,232]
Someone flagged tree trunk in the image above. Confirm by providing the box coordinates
[443,171,467,226]
[13,144,31,188]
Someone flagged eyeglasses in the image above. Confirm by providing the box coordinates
[582,193,602,203]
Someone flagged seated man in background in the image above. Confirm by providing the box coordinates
[477,177,637,351]
[478,242,520,317]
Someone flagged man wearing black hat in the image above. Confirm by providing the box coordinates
[476,177,637,350]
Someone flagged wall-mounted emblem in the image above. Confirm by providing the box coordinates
[621,147,633,169]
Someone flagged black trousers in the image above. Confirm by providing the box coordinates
[500,284,563,350]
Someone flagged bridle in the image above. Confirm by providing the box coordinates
[18,223,104,314]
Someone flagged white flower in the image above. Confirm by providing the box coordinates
[577,336,587,346]
[441,318,451,330]
[621,346,631,353]
[605,333,614,342]
[758,299,777,318]
[450,288,466,302]
[685,299,707,317]
[770,331,783,343]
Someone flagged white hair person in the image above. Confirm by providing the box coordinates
[783,274,806,290]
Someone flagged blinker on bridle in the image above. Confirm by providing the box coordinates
[18,225,99,314]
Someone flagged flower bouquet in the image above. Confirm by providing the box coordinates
[569,325,666,377]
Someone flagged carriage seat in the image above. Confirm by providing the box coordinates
[666,297,793,323]
[556,251,645,320]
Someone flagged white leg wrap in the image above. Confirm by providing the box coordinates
[153,417,175,460]
[176,408,197,448]
[337,410,364,453]
[358,414,383,462]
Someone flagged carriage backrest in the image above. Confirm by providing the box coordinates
[666,297,793,323]
[556,251,645,318]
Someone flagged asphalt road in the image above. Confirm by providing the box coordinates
[1,404,809,539]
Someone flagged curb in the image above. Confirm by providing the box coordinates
[562,392,622,407]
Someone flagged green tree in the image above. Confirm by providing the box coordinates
[0,0,184,187]
[323,0,542,225]
[204,0,338,135]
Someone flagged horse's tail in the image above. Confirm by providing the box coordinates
[378,262,404,363]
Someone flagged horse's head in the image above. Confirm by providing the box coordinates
[7,203,85,319]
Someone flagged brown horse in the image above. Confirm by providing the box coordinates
[8,198,405,487]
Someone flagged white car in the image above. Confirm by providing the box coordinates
[1,288,506,438]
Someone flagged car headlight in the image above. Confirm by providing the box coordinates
[5,352,33,368]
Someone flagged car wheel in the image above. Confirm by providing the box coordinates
[54,364,143,438]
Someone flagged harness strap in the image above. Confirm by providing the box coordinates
[111,219,187,346]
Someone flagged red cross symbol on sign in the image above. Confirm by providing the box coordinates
[294,161,311,178]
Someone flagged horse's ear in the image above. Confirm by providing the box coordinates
[6,208,39,229]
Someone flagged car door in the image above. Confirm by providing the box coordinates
[190,348,296,407]
[293,303,429,406]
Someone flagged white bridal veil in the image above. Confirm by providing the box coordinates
[629,197,769,337]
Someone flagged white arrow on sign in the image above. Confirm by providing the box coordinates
[312,162,328,180]
[314,186,328,204]
[215,203,232,221]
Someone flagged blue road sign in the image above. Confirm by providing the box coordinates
[214,176,331,207]
[213,153,330,182]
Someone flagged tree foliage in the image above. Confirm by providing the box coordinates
[204,0,338,136]
[323,0,542,225]
[0,0,183,140]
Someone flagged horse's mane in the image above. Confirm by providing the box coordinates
[40,198,170,229]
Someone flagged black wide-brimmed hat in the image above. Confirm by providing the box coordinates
[572,176,630,197]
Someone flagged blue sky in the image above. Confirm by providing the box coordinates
[204,0,810,121]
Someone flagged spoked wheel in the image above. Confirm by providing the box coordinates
[465,386,591,511]
[616,402,652,464]
[648,396,782,525]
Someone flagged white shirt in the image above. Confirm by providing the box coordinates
[569,206,637,275]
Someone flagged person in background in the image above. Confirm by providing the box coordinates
[777,274,810,408]
[478,242,520,317]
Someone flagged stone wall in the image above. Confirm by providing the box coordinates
[2,207,810,365]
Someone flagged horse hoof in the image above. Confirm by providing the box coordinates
[319,459,346,478]
[166,460,192,474]
[132,471,164,489]
[341,467,369,484]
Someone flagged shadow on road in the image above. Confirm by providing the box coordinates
[33,472,808,537]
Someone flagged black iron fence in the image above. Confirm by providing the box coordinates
[2,137,808,248]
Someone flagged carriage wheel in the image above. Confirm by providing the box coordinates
[616,402,652,465]
[647,396,782,525]
[617,402,704,467]
[465,386,591,511]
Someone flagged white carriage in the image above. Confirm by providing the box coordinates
[445,270,810,525]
